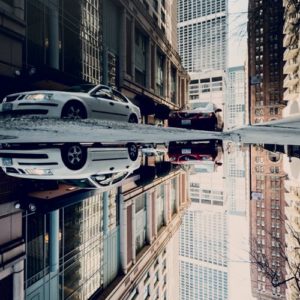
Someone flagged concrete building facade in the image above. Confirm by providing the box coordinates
[0,0,189,123]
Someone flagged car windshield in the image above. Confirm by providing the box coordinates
[64,84,96,93]
[191,102,209,109]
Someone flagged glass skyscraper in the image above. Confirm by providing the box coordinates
[177,0,228,73]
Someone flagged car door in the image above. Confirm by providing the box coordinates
[89,87,119,120]
[111,90,131,121]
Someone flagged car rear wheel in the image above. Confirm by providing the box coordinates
[61,101,87,119]
[61,143,87,170]
[128,114,138,123]
[127,143,138,161]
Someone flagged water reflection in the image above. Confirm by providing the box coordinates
[168,140,223,173]
[0,141,189,300]
[0,140,300,299]
[0,143,140,189]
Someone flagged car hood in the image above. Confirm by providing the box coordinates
[4,90,88,98]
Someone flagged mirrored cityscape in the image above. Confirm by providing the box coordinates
[1,0,300,299]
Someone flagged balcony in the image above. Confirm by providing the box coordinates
[284,85,300,101]
[283,0,297,13]
[284,73,299,88]
[284,44,299,61]
[283,57,299,74]
[284,33,292,47]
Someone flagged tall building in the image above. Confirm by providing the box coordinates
[177,0,228,114]
[226,66,247,129]
[248,0,285,125]
[177,0,228,73]
[247,1,287,298]
[282,0,300,117]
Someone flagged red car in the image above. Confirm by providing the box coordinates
[168,140,223,172]
[168,102,223,131]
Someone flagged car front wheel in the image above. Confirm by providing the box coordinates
[61,143,87,170]
[128,114,138,123]
[61,101,87,119]
[127,143,138,161]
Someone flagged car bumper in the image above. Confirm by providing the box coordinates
[0,101,61,118]
[168,118,217,130]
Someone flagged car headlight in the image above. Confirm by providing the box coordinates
[25,169,53,175]
[169,112,177,118]
[25,93,53,100]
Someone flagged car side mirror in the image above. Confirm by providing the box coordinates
[215,108,222,113]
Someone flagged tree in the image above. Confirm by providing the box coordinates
[250,217,300,294]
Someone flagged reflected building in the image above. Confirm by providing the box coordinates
[250,145,287,299]
[224,143,253,300]
[179,167,228,300]
[0,155,189,299]
[0,172,25,300]
[281,147,300,300]
[225,142,249,216]
[97,168,189,299]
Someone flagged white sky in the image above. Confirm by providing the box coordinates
[228,0,249,67]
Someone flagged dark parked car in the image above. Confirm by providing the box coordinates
[168,102,223,131]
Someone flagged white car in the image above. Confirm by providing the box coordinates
[0,84,141,123]
[0,142,141,189]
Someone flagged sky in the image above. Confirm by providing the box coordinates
[228,0,249,67]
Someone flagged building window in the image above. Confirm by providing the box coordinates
[154,271,159,286]
[170,66,177,104]
[135,28,147,87]
[126,18,132,76]
[144,285,150,300]
[156,51,165,97]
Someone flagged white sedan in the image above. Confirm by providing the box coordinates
[0,142,141,189]
[0,84,141,123]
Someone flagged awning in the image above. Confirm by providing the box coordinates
[134,94,171,119]
[154,103,171,119]
[134,94,156,115]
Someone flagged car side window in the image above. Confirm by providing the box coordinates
[112,90,129,103]
[95,88,114,100]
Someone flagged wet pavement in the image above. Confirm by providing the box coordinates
[0,134,299,299]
